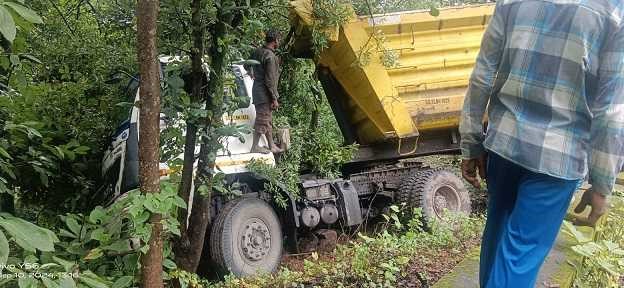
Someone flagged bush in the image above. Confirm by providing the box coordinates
[565,194,624,287]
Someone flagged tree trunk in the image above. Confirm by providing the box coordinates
[179,16,228,273]
[174,0,204,272]
[136,0,163,287]
[174,0,263,274]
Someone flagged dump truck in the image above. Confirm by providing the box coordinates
[99,2,495,277]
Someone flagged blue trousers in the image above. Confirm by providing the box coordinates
[480,152,581,288]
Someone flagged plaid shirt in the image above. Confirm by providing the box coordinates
[460,0,624,195]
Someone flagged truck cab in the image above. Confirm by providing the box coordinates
[99,59,276,206]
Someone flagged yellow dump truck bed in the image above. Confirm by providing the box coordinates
[290,2,495,160]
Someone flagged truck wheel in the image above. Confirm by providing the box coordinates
[210,197,283,277]
[399,169,471,221]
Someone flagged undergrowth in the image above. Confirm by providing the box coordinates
[565,193,624,287]
[176,207,484,288]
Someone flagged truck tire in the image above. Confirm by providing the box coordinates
[210,197,283,277]
[399,169,471,222]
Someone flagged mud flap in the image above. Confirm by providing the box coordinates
[333,180,363,226]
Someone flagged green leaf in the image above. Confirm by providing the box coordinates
[0,230,8,273]
[0,215,57,252]
[73,146,90,155]
[65,217,81,236]
[9,54,19,66]
[89,228,108,242]
[53,256,75,272]
[134,211,150,225]
[84,248,103,260]
[0,6,16,43]
[18,277,38,288]
[41,278,60,288]
[111,276,133,288]
[164,218,181,236]
[143,196,158,213]
[0,147,10,160]
[172,196,187,209]
[102,239,130,253]
[163,258,177,269]
[89,207,107,224]
[3,2,43,24]
[63,149,75,161]
[79,271,109,288]
[562,221,591,243]
[65,243,86,255]
[59,277,76,288]
[59,229,77,239]
[20,53,41,64]
[0,163,15,180]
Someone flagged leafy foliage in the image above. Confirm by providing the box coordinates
[0,181,185,288]
[565,195,624,287]
[0,1,42,43]
[0,116,91,209]
[310,0,352,55]
[0,0,137,212]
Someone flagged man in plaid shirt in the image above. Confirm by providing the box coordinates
[459,0,624,286]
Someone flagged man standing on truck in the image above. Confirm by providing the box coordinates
[249,29,283,154]
[459,1,623,287]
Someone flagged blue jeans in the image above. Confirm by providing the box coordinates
[480,152,581,288]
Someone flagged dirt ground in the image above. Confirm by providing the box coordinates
[396,237,481,288]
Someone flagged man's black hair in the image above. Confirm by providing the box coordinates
[265,29,281,44]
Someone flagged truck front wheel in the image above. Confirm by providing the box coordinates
[210,197,283,277]
[399,169,471,222]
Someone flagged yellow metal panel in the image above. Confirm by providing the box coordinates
[320,21,418,141]
[360,4,495,133]
[290,2,495,143]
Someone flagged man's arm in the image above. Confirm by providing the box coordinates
[588,24,624,197]
[458,3,506,188]
[264,54,280,101]
[459,2,506,159]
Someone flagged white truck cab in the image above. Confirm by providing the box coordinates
[99,58,277,205]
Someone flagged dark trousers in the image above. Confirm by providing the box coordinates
[480,152,581,287]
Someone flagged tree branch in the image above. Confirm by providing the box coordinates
[47,0,76,37]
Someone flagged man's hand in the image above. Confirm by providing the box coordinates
[573,188,608,227]
[271,99,279,110]
[461,154,487,189]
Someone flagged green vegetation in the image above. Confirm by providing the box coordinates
[182,207,484,288]
[564,193,624,287]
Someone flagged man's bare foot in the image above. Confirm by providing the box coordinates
[251,146,271,154]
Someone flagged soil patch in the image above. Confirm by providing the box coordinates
[397,237,481,287]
